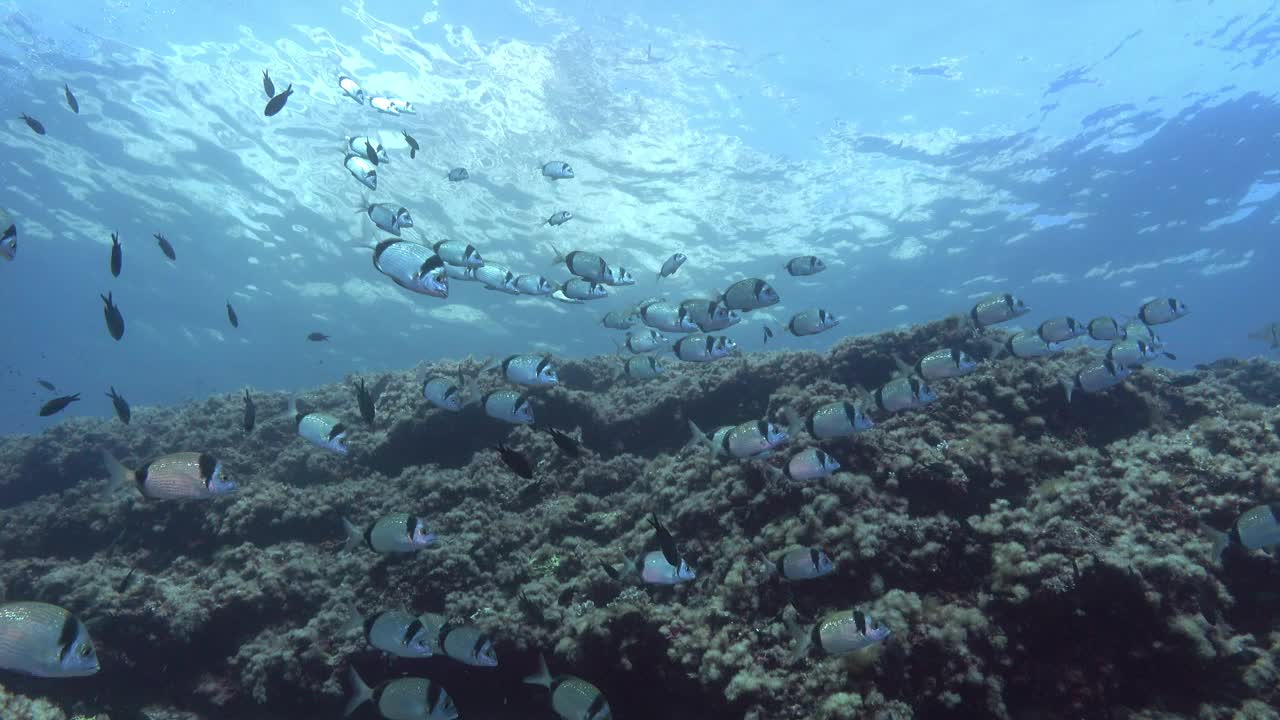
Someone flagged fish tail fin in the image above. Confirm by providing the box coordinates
[341,517,363,553]
[523,652,553,689]
[101,450,132,488]
[344,666,373,717]
[781,406,802,435]
[1059,377,1074,404]
[341,605,364,635]
[851,384,871,402]
[686,420,709,451]
[892,354,913,378]
[1200,522,1230,564]
[984,337,1007,360]
[284,394,298,420]
[548,243,565,266]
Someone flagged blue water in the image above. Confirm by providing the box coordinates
[1,0,1276,435]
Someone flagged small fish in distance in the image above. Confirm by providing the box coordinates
[0,208,16,261]
[109,231,121,276]
[36,379,56,392]
[263,82,293,116]
[101,292,124,340]
[39,394,80,417]
[154,233,175,261]
[105,386,131,424]
[969,293,1030,330]
[763,325,774,344]
[354,378,375,425]
[288,396,348,455]
[242,389,256,432]
[307,332,329,342]
[544,210,573,227]
[658,252,687,280]
[226,301,238,328]
[785,255,826,276]
[341,607,432,658]
[447,167,469,182]
[18,114,45,135]
[64,84,79,113]
[541,160,574,179]
[402,131,419,159]
[341,514,436,553]
[495,444,533,479]
[544,427,581,458]
[261,69,274,98]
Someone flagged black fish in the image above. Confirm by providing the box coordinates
[1165,374,1202,388]
[307,332,329,342]
[243,389,256,432]
[261,69,275,98]
[19,113,45,135]
[354,378,375,425]
[105,386,131,424]
[36,379,56,392]
[226,301,239,328]
[763,326,774,344]
[154,233,175,261]
[109,231,122,277]
[263,83,293,117]
[402,131,419,159]
[64,84,79,114]
[517,591,544,623]
[39,393,80,416]
[116,566,138,593]
[496,444,533,479]
[364,140,379,166]
[101,292,124,340]
[648,514,681,569]
[545,427,581,458]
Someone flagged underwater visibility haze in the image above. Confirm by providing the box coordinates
[1,1,1280,719]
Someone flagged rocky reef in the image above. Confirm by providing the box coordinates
[1,317,1278,720]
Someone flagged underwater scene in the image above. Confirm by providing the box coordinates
[2,1,1280,718]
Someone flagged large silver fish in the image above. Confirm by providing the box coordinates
[1037,316,1086,344]
[618,329,667,353]
[369,96,401,114]
[373,240,448,298]
[790,609,890,662]
[1105,338,1167,368]
[102,450,236,500]
[1061,358,1131,402]
[623,355,664,380]
[680,299,740,332]
[342,514,436,553]
[969,293,1029,329]
[344,155,377,190]
[523,654,611,720]
[423,375,466,411]
[997,331,1061,359]
[345,136,389,164]
[515,274,556,295]
[1137,297,1189,326]
[1087,316,1126,342]
[288,397,349,455]
[786,308,839,336]
[869,377,937,414]
[769,547,835,581]
[338,75,366,104]
[549,245,615,283]
[720,278,779,311]
[689,419,787,459]
[631,550,696,585]
[0,208,14,261]
[601,310,638,330]
[781,447,841,481]
[471,264,520,294]
[541,161,574,179]
[658,252,687,280]
[640,300,698,333]
[562,278,608,300]
[501,354,557,387]
[362,203,413,236]
[0,602,99,677]
[896,349,978,381]
[483,390,535,424]
[672,334,737,362]
[785,256,826,276]
[432,240,484,268]
[418,612,499,667]
[343,607,433,658]
[345,668,458,720]
[1203,504,1280,563]
[791,401,873,439]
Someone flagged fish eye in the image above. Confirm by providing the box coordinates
[79,644,92,657]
